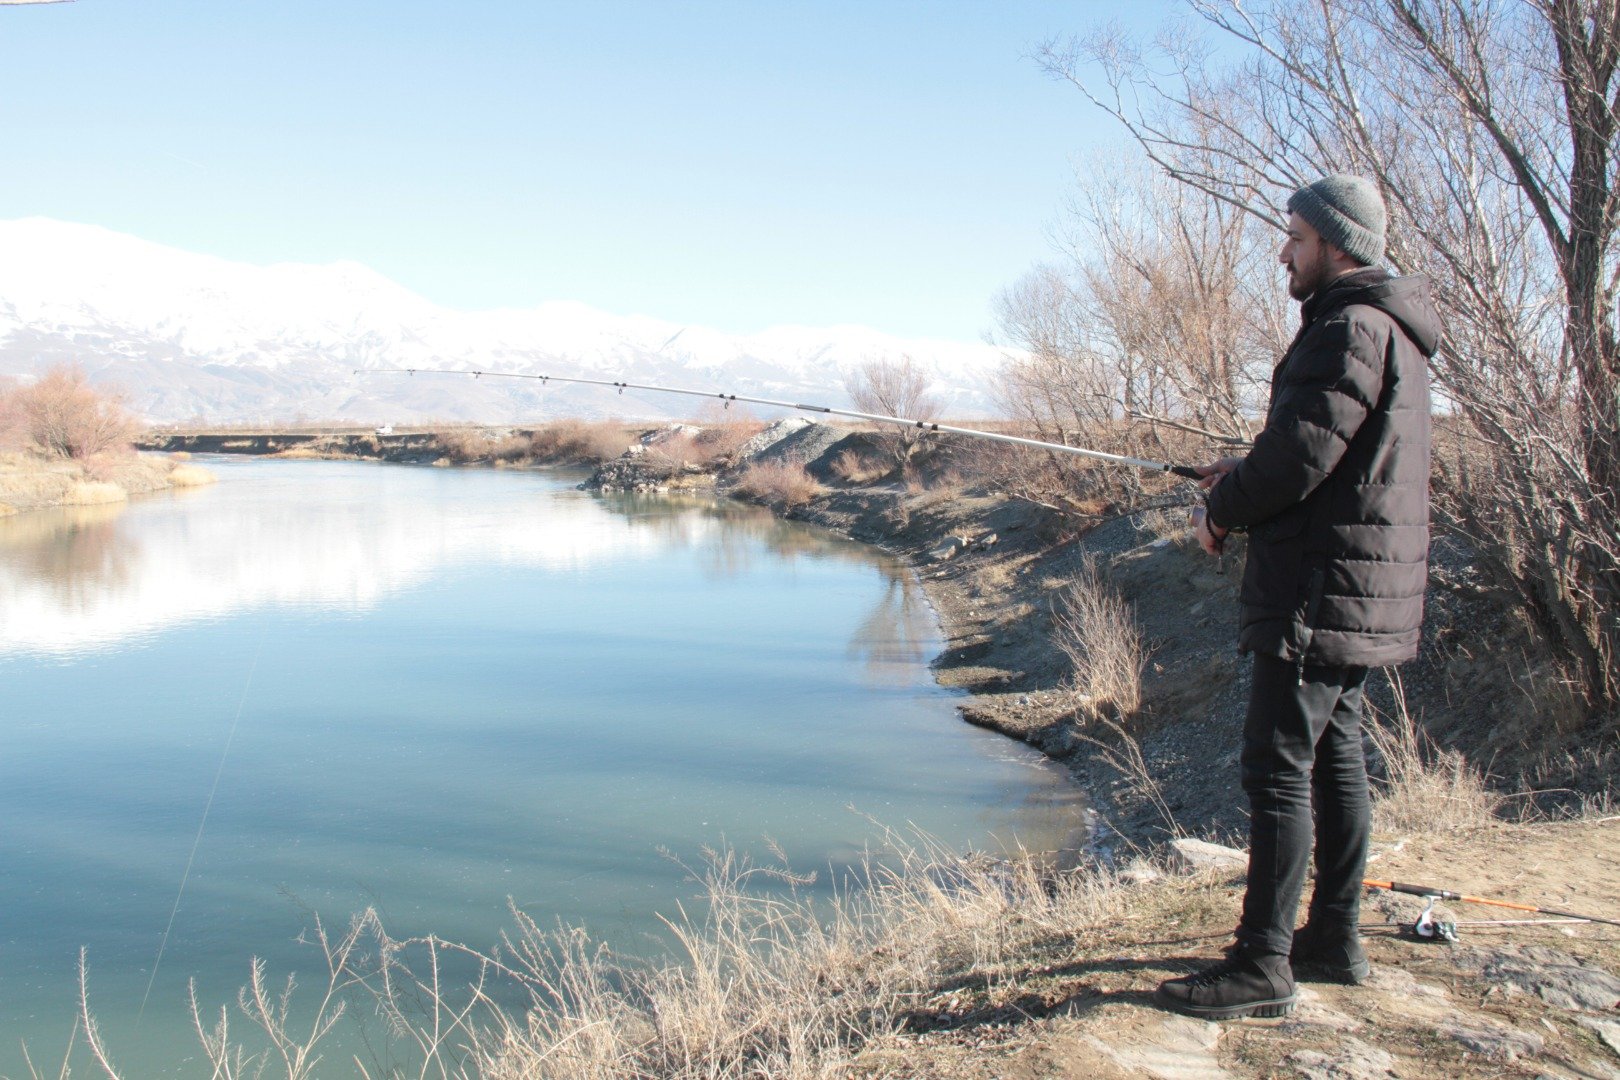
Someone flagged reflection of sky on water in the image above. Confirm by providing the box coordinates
[0,456,1084,1077]
[0,460,935,663]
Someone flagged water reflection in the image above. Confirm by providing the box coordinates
[0,465,935,686]
[847,572,935,681]
[0,501,137,610]
[0,457,1085,1078]
[598,490,937,682]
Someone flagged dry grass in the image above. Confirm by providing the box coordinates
[63,481,128,506]
[432,430,531,464]
[168,464,217,487]
[1053,554,1144,718]
[731,460,823,508]
[689,412,767,464]
[75,834,1238,1080]
[829,448,891,485]
[527,420,634,465]
[1367,667,1502,835]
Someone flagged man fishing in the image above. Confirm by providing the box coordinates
[1154,175,1441,1020]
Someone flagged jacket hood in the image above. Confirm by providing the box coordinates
[1306,270,1444,358]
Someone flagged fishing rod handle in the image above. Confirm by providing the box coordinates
[1167,464,1203,480]
[1368,880,1459,900]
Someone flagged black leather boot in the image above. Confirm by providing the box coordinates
[1290,921,1370,984]
[1154,948,1297,1020]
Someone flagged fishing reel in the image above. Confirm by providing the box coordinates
[1406,895,1459,944]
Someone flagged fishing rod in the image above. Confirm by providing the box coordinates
[1365,878,1620,928]
[360,366,1207,480]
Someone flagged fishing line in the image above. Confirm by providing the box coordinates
[137,635,264,1024]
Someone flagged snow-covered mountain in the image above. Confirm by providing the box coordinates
[0,218,1010,424]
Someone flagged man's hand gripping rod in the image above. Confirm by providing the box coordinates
[362,366,1206,480]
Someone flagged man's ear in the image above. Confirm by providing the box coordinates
[1326,242,1366,274]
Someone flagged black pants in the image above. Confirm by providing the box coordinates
[1236,653,1371,956]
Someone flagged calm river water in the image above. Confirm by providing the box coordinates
[0,457,1080,1075]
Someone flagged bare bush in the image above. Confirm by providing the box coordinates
[828,447,891,485]
[843,356,940,469]
[731,460,823,508]
[6,366,140,459]
[689,407,767,464]
[1044,0,1620,709]
[527,419,633,465]
[1053,554,1146,719]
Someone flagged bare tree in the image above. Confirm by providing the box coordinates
[842,355,940,470]
[991,160,1276,515]
[10,365,141,459]
[1043,0,1620,710]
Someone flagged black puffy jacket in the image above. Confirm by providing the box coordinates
[1206,268,1441,667]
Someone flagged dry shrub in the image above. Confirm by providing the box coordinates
[485,434,531,462]
[1052,560,1175,835]
[1053,554,1143,718]
[1367,668,1501,835]
[732,460,822,508]
[3,365,140,459]
[528,419,633,465]
[640,432,703,476]
[690,410,767,464]
[63,481,127,506]
[829,448,890,485]
[168,464,216,488]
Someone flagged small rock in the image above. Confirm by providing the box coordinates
[1165,838,1247,875]
[1581,1016,1620,1059]
[1446,1021,1545,1062]
[973,532,999,550]
[1284,1037,1396,1079]
[930,536,967,562]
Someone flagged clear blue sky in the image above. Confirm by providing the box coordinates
[0,1,1187,343]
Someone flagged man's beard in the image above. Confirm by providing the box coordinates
[1286,246,1333,300]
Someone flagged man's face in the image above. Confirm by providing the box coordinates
[1279,212,1334,300]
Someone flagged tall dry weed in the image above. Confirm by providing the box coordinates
[1366,667,1501,834]
[1051,558,1176,836]
[74,835,1205,1080]
[828,447,889,485]
[1053,554,1143,718]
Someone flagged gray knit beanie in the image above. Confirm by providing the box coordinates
[1287,174,1386,266]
